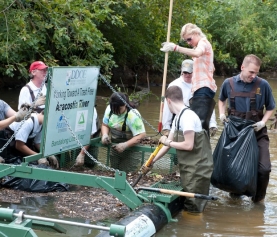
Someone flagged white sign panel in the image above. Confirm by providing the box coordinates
[43,66,99,156]
[124,214,156,237]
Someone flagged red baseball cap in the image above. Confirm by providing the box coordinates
[29,61,48,72]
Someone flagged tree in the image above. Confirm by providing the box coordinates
[0,0,127,81]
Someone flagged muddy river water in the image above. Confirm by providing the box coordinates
[1,74,277,237]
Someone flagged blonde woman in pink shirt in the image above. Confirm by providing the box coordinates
[160,23,217,133]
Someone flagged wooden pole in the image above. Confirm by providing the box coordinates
[136,187,219,201]
[158,0,174,132]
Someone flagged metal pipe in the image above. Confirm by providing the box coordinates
[13,212,109,230]
[13,212,125,236]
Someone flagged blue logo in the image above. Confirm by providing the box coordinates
[56,115,67,133]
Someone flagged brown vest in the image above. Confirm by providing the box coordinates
[227,77,264,122]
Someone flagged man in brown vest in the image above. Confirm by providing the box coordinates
[218,54,275,202]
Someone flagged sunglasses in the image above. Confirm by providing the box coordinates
[183,71,192,75]
[185,37,192,43]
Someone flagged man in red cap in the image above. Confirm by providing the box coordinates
[18,61,48,112]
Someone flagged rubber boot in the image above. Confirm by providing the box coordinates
[189,96,216,133]
[252,172,270,202]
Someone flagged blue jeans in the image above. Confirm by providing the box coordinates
[193,87,215,99]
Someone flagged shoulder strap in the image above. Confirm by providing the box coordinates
[30,116,35,135]
[122,108,130,132]
[228,77,235,110]
[108,107,130,132]
[170,113,176,129]
[25,84,35,102]
[176,108,188,131]
[108,109,113,119]
[250,77,262,111]
[30,116,42,134]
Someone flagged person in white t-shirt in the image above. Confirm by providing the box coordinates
[162,59,217,137]
[8,111,59,168]
[142,86,213,213]
[18,61,48,112]
[75,107,100,167]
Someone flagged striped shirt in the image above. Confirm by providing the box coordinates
[192,38,217,93]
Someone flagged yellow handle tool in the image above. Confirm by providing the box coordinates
[131,143,164,187]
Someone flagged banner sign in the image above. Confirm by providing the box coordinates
[43,66,99,156]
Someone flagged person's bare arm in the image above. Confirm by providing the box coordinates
[218,100,227,115]
[152,132,174,163]
[177,46,204,58]
[15,140,37,156]
[262,110,274,123]
[125,132,146,147]
[0,116,16,130]
[34,143,40,152]
[169,130,195,151]
[101,123,110,135]
[5,107,16,117]
[152,146,171,163]
[152,131,195,163]
[0,108,17,130]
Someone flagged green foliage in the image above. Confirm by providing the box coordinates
[0,0,277,85]
[0,0,125,81]
[201,0,277,71]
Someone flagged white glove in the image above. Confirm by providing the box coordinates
[160,42,177,52]
[101,134,111,145]
[209,127,218,137]
[48,155,59,169]
[159,135,172,146]
[252,121,265,132]
[219,114,228,123]
[162,129,170,137]
[34,94,46,107]
[75,153,85,167]
[15,106,31,122]
[0,156,5,163]
[38,158,49,166]
[112,142,128,153]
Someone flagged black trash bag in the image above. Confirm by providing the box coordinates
[211,116,259,196]
[2,164,69,192]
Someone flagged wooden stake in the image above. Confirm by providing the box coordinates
[158,0,174,132]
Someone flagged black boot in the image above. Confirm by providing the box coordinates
[189,96,216,132]
[252,172,269,202]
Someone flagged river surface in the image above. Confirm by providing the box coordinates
[1,74,277,237]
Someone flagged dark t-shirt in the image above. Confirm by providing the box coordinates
[219,75,275,112]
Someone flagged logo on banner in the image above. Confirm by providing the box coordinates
[65,69,87,86]
[56,115,67,133]
[75,110,88,132]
